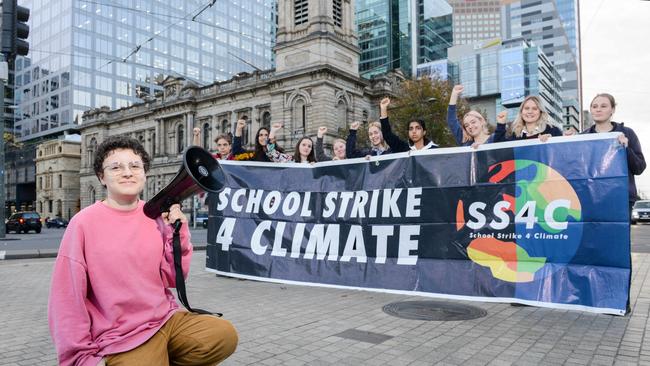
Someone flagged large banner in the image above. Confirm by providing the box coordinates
[205,133,630,315]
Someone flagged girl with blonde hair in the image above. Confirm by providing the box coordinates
[447,85,498,147]
[346,120,391,158]
[494,95,562,142]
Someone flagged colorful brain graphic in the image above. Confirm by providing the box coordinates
[460,160,583,283]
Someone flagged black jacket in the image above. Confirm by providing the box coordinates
[582,122,646,202]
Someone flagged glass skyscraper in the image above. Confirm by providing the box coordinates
[14,0,277,141]
[356,0,452,79]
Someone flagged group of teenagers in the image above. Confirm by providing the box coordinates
[47,85,644,366]
[195,85,645,210]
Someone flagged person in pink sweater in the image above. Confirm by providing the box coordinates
[48,135,237,366]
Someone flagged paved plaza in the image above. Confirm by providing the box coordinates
[1,228,650,365]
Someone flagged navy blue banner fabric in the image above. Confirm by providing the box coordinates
[205,134,630,314]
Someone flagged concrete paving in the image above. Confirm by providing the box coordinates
[1,227,649,365]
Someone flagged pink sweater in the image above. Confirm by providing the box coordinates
[48,201,192,366]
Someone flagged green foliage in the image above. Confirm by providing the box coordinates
[388,78,471,147]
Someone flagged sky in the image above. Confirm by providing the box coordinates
[580,0,650,197]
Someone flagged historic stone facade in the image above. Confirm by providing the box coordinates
[35,135,82,220]
[78,0,400,209]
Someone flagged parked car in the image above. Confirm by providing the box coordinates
[6,211,42,234]
[46,217,69,228]
[632,200,650,225]
[195,212,209,228]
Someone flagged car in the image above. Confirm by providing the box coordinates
[6,211,42,234]
[46,217,69,228]
[632,200,650,225]
[194,212,209,228]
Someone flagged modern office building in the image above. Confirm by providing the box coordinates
[447,0,502,45]
[13,0,278,142]
[501,0,579,106]
[356,0,452,79]
[439,37,564,126]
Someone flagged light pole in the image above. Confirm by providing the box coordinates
[0,59,7,238]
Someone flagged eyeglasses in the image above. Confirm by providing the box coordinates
[102,161,145,175]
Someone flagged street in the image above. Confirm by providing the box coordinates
[0,226,208,252]
[2,223,648,254]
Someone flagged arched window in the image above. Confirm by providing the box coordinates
[151,132,156,155]
[293,99,306,132]
[336,100,348,131]
[177,124,185,154]
[221,119,230,135]
[88,137,97,166]
[262,111,271,130]
[89,186,96,204]
[202,123,210,149]
[38,201,42,212]
[56,200,62,217]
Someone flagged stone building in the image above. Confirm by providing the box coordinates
[78,0,400,209]
[35,135,82,220]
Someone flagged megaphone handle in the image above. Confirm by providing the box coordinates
[171,218,220,316]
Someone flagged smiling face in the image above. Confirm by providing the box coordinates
[462,112,485,138]
[408,121,426,144]
[368,125,383,147]
[216,138,231,156]
[298,138,313,160]
[333,140,346,159]
[98,148,146,202]
[590,96,615,123]
[520,99,541,124]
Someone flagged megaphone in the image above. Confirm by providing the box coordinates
[144,146,226,219]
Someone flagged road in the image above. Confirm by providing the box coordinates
[0,226,209,251]
[2,223,649,253]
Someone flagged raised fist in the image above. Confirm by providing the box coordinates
[452,85,464,95]
[350,121,361,131]
[317,126,327,138]
[496,110,508,124]
[236,119,246,130]
[380,97,391,110]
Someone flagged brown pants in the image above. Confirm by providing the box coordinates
[106,312,238,366]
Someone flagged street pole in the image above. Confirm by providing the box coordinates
[0,59,7,238]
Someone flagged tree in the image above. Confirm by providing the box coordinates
[386,77,472,148]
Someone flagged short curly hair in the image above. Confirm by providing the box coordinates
[93,135,151,181]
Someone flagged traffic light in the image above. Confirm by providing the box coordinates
[1,0,30,58]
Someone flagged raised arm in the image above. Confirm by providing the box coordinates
[446,85,465,145]
[231,119,247,155]
[346,121,364,158]
[315,126,332,162]
[379,97,409,153]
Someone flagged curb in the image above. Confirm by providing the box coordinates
[0,245,208,260]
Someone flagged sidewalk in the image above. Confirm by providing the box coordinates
[1,250,650,366]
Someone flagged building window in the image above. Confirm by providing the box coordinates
[38,177,42,189]
[293,99,307,132]
[48,200,53,213]
[152,132,156,155]
[56,200,62,217]
[177,124,185,154]
[58,174,62,188]
[88,137,97,166]
[295,0,308,25]
[89,186,96,203]
[333,0,342,27]
[336,100,347,131]
[221,119,230,135]
[262,111,271,130]
[202,123,210,149]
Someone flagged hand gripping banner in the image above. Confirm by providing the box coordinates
[205,133,630,315]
